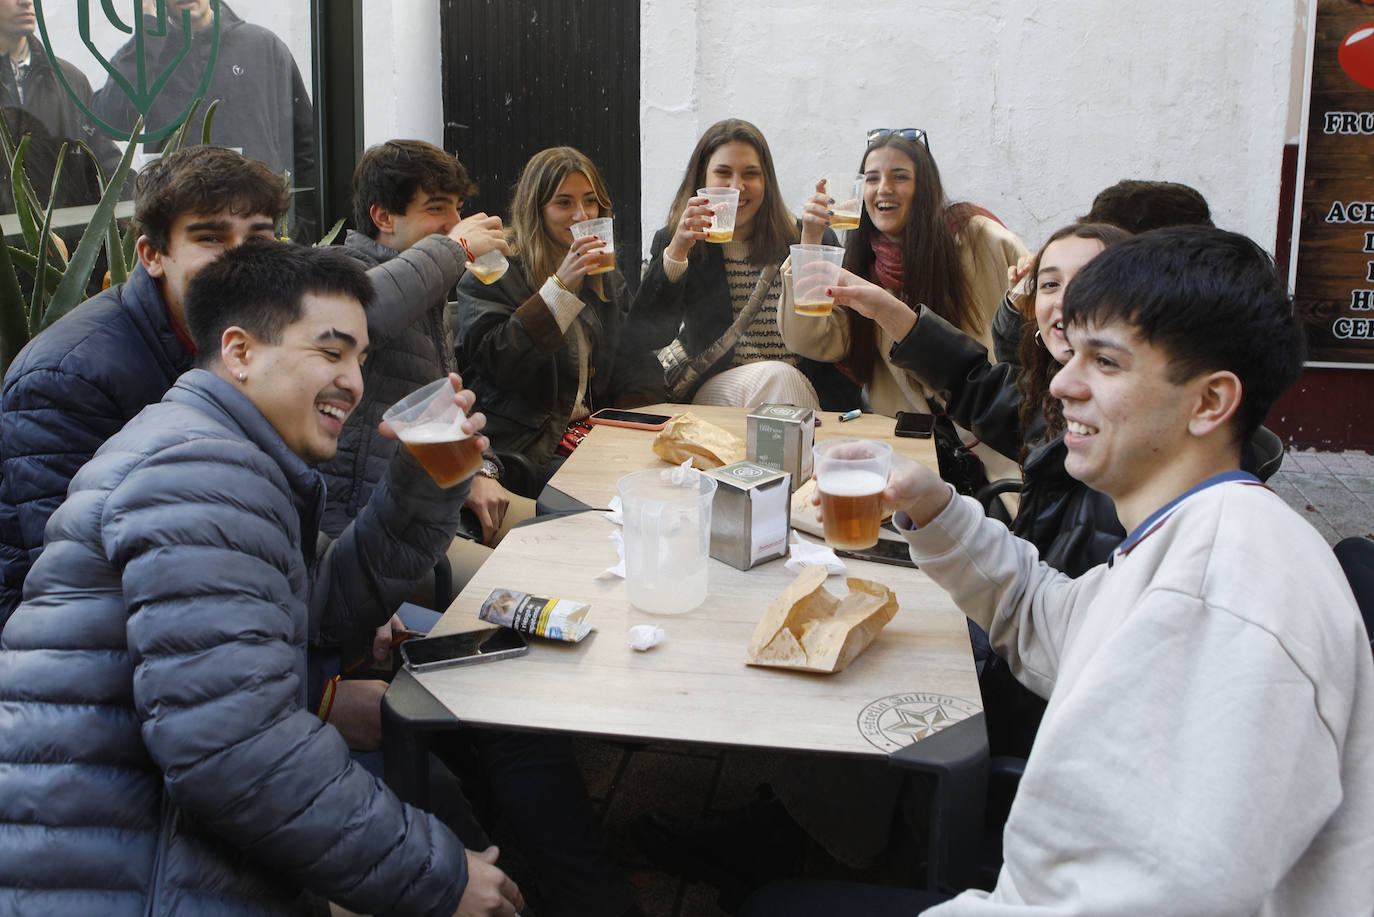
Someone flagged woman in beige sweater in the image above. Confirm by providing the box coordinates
[780,129,1026,485]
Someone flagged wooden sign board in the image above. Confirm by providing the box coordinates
[1291,0,1374,368]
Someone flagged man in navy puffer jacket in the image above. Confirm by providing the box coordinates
[0,240,522,916]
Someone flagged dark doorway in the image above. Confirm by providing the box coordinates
[440,0,642,290]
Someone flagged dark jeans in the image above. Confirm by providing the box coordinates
[738,879,950,915]
[435,728,636,917]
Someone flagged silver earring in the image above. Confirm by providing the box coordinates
[237,372,247,383]
[1034,330,1044,349]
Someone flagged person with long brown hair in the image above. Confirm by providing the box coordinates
[455,146,663,478]
[628,118,856,408]
[780,129,1027,485]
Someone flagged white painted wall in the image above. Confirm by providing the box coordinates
[359,0,444,148]
[39,0,1304,261]
[642,0,1299,258]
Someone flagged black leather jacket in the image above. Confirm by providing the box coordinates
[891,306,1123,575]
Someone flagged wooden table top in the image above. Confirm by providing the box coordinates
[416,511,982,758]
[548,403,939,510]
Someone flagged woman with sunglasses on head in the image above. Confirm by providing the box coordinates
[627,118,859,409]
[456,147,664,481]
[780,128,1028,486]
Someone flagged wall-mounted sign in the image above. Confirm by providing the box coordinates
[1291,0,1374,368]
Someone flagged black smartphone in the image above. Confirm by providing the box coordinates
[834,537,918,568]
[588,408,674,431]
[400,626,530,672]
[894,411,935,439]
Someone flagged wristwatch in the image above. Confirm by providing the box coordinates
[476,459,500,481]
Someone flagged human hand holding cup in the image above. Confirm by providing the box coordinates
[570,217,615,275]
[789,244,846,317]
[697,187,740,243]
[813,438,892,550]
[823,173,864,231]
[381,374,488,488]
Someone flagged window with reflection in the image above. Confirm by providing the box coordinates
[2,0,317,240]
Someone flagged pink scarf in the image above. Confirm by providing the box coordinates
[869,232,904,292]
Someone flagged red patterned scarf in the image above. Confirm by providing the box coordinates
[869,232,904,292]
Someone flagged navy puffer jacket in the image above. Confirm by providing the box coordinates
[0,265,195,626]
[0,370,470,916]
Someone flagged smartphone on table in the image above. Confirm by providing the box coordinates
[894,411,935,439]
[588,408,674,431]
[400,626,529,672]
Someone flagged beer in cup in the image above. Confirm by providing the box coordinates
[383,378,485,488]
[570,217,615,274]
[789,244,846,317]
[697,187,740,243]
[823,173,864,231]
[466,248,509,285]
[813,438,893,550]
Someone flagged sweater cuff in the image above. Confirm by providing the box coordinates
[538,276,588,333]
[662,254,689,283]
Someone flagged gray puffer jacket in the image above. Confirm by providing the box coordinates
[318,230,464,536]
[0,370,470,916]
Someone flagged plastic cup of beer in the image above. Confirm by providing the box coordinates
[382,378,484,488]
[823,173,864,231]
[697,187,740,243]
[570,217,615,274]
[813,438,893,550]
[788,244,846,317]
[465,248,509,285]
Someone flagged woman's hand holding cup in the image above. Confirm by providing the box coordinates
[665,196,712,262]
[800,178,831,245]
[555,234,606,293]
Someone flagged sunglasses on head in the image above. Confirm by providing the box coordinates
[866,128,931,154]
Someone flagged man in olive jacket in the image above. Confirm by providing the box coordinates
[0,241,523,916]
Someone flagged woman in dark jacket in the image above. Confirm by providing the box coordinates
[833,222,1129,754]
[627,118,856,409]
[456,147,664,475]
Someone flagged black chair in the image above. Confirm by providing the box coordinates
[1335,536,1374,656]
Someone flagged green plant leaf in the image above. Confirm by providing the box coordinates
[315,218,346,247]
[166,97,203,154]
[7,248,64,288]
[9,135,41,255]
[40,117,144,331]
[200,98,220,146]
[0,238,29,379]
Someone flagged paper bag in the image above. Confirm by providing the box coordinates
[745,565,898,674]
[653,412,746,470]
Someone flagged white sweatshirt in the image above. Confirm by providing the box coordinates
[902,475,1374,916]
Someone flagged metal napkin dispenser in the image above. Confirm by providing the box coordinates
[747,404,815,493]
[706,461,791,570]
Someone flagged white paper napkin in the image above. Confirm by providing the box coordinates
[784,533,846,576]
[627,624,665,651]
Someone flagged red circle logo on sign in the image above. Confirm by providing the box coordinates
[1340,24,1374,89]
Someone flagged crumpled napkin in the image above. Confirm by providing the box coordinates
[784,533,846,576]
[599,528,627,579]
[627,624,665,651]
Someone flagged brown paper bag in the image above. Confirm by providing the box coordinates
[652,412,746,470]
[745,565,898,674]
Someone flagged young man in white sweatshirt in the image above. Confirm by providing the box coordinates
[744,226,1374,916]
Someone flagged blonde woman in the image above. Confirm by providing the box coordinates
[455,146,664,476]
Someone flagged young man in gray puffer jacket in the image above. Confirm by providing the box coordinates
[0,241,522,917]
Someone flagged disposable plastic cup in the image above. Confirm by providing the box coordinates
[788,244,846,317]
[618,468,717,614]
[823,173,865,230]
[382,378,483,488]
[571,217,615,274]
[813,439,892,550]
[697,187,740,243]
[466,248,509,284]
